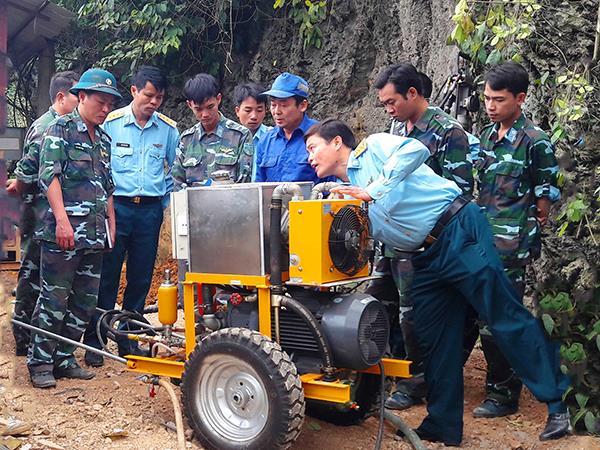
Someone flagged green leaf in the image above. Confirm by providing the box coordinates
[575,393,589,409]
[485,49,502,65]
[584,411,597,433]
[573,407,587,425]
[596,335,600,353]
[542,313,555,335]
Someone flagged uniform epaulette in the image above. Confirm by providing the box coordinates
[431,111,461,131]
[223,117,250,135]
[521,120,551,145]
[54,115,71,127]
[179,125,197,139]
[353,139,368,158]
[157,112,177,128]
[105,109,126,122]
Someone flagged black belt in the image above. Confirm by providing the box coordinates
[114,195,162,205]
[423,194,473,248]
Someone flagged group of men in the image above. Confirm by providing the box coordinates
[6,60,570,445]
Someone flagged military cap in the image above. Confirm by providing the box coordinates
[70,68,122,99]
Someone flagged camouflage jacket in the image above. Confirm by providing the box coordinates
[36,109,115,249]
[475,113,560,266]
[390,106,474,194]
[14,107,59,203]
[173,114,254,190]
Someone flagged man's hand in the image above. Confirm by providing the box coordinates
[6,179,25,196]
[536,197,551,227]
[330,185,373,202]
[55,216,75,251]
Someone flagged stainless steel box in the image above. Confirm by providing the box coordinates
[173,182,312,276]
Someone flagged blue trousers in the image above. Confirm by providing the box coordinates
[409,203,569,445]
[84,200,163,351]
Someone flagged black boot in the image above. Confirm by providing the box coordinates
[54,364,95,380]
[473,398,518,418]
[84,350,104,367]
[29,370,57,389]
[539,412,571,441]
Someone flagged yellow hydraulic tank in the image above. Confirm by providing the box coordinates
[288,199,370,286]
[158,270,178,326]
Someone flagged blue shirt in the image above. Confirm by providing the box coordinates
[347,133,461,251]
[251,123,272,181]
[102,104,179,207]
[254,114,332,183]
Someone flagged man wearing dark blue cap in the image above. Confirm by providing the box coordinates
[254,72,331,183]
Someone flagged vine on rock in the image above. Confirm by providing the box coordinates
[273,0,327,49]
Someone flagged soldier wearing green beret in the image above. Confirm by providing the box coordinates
[27,68,121,389]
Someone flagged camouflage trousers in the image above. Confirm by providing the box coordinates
[27,243,103,372]
[12,206,42,351]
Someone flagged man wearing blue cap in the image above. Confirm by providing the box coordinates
[254,72,331,183]
[27,68,121,388]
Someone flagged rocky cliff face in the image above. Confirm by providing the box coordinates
[246,0,460,136]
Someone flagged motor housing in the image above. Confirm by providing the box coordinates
[227,290,389,372]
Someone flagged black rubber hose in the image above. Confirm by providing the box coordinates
[279,296,334,371]
[270,196,283,292]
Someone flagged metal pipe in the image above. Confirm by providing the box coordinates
[310,182,342,199]
[272,182,304,201]
[11,319,127,364]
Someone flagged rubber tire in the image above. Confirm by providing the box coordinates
[306,372,381,426]
[181,327,305,450]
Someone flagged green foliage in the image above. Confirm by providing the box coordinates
[556,194,591,237]
[274,0,327,49]
[448,0,594,143]
[541,290,600,434]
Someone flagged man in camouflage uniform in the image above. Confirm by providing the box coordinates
[472,62,563,426]
[7,71,80,355]
[27,68,121,388]
[173,73,254,189]
[372,62,475,410]
[173,73,254,298]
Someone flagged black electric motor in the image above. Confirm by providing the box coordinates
[226,289,389,373]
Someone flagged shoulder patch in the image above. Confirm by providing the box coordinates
[224,117,250,135]
[157,112,177,128]
[180,125,197,138]
[105,109,126,122]
[353,139,368,158]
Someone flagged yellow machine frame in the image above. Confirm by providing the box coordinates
[127,271,411,405]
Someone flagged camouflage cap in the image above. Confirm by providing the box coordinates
[70,68,122,99]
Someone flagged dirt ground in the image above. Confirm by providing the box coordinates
[1,269,599,450]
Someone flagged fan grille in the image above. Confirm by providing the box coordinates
[328,205,370,276]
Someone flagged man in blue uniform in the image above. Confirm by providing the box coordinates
[304,119,571,446]
[83,66,179,366]
[233,82,271,180]
[254,72,331,183]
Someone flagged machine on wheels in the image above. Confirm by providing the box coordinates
[98,182,412,450]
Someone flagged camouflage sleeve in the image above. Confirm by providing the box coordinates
[529,138,560,201]
[237,130,254,183]
[440,127,474,195]
[38,124,68,192]
[172,137,187,191]
[14,121,47,184]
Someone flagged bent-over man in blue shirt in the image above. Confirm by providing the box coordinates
[304,119,570,446]
[83,66,179,366]
[254,72,332,183]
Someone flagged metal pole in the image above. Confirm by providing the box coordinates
[11,319,127,364]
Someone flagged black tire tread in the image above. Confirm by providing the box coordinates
[181,327,305,450]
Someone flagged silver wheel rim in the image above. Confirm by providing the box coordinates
[197,354,269,442]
